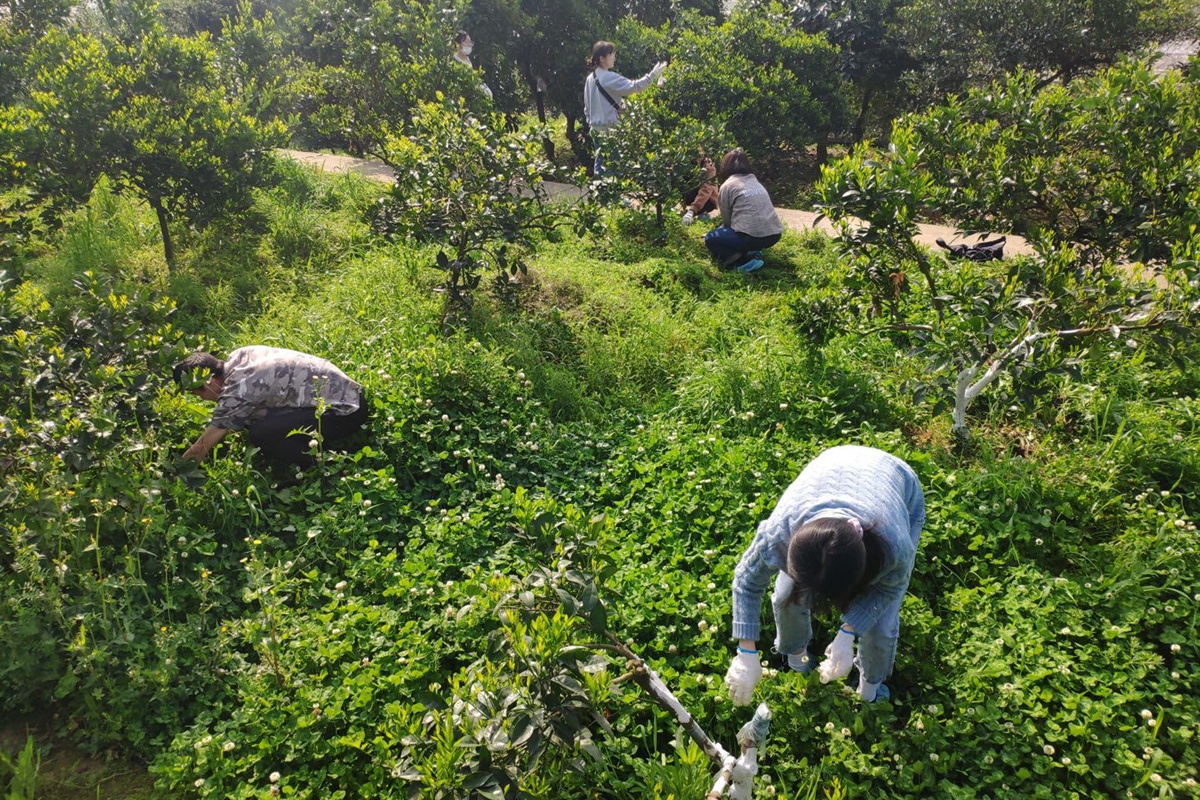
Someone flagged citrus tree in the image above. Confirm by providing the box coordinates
[375,101,596,327]
[6,0,284,268]
[816,58,1200,436]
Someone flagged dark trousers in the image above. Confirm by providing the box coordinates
[246,399,369,467]
[704,227,781,268]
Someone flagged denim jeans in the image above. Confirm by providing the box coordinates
[771,570,902,685]
[704,227,781,268]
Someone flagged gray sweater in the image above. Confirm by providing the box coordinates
[583,68,655,132]
[718,174,783,238]
[730,445,925,640]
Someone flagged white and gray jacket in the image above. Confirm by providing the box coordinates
[583,67,655,132]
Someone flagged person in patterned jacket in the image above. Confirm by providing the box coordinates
[173,346,367,466]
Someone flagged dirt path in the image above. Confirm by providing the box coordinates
[280,147,1035,256]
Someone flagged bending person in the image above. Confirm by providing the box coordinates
[583,41,665,175]
[725,445,925,706]
[704,149,783,274]
[173,346,367,467]
[682,155,719,224]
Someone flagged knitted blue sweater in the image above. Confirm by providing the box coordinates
[731,445,925,641]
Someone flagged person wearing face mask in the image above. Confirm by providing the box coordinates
[453,31,493,100]
[583,40,666,176]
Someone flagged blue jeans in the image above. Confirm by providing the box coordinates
[771,571,902,685]
[704,227,781,268]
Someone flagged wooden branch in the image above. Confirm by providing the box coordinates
[610,639,731,766]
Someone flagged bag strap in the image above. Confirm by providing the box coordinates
[593,74,622,112]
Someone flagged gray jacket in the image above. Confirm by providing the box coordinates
[719,174,783,239]
[583,67,655,132]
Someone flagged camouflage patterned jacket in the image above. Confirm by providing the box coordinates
[211,346,362,431]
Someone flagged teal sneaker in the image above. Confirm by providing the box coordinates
[737,257,765,274]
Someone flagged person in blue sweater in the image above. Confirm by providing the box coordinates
[725,445,925,705]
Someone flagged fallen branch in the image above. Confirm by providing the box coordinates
[610,639,771,799]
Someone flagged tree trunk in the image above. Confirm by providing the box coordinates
[566,113,593,173]
[816,134,828,167]
[852,87,874,145]
[151,197,174,270]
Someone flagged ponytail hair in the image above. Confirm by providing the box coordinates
[786,517,884,612]
[590,41,615,69]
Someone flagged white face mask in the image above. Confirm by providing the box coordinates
[460,45,473,56]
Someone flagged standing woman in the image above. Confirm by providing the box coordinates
[453,31,493,99]
[704,149,783,274]
[725,445,925,705]
[583,41,665,175]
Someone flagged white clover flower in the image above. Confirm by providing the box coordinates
[195,778,206,788]
[698,620,709,632]
[706,582,716,590]
[1060,627,1071,635]
[270,772,281,783]
[668,644,677,653]
[1043,745,1055,756]
[841,728,850,737]
[1171,644,1181,653]
[930,753,940,762]
[687,471,696,478]
[1151,773,1162,783]
[825,722,835,731]
[308,439,318,450]
[779,403,788,410]
[1035,538,1044,546]
[703,549,714,557]
[1172,671,1181,679]
[1003,682,1015,691]
[231,489,240,497]
[362,499,372,508]
[335,581,347,591]
[1061,757,1071,765]
[441,414,449,422]
[223,741,235,752]
[696,602,708,610]
[1141,709,1153,720]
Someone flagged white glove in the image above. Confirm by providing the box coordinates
[650,61,667,81]
[818,629,855,684]
[725,650,763,706]
[682,209,695,225]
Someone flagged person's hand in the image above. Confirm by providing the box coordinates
[725,649,763,706]
[682,209,695,225]
[818,628,855,684]
[650,60,667,81]
[182,442,209,462]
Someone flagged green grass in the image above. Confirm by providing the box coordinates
[3,167,1198,799]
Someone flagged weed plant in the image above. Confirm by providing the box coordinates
[1,171,1197,798]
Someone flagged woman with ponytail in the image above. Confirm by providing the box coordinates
[725,445,925,705]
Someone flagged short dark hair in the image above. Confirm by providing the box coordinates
[786,517,883,611]
[455,30,471,45]
[719,148,754,182]
[590,41,615,68]
[172,351,225,387]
